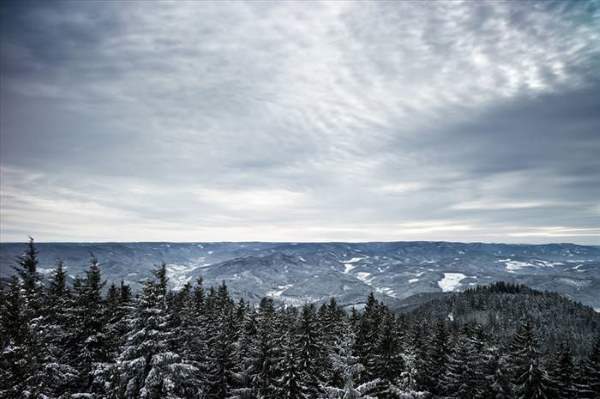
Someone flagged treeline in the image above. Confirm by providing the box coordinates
[0,240,599,399]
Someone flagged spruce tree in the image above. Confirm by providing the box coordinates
[47,260,68,302]
[71,255,110,392]
[276,333,305,399]
[552,344,575,399]
[510,320,556,399]
[179,278,210,390]
[30,260,79,398]
[255,298,281,399]
[1,239,46,397]
[322,332,381,399]
[371,312,404,397]
[489,355,515,399]
[441,333,486,399]
[99,279,133,394]
[296,303,326,398]
[581,336,600,398]
[115,264,202,398]
[0,277,30,397]
[231,311,259,399]
[421,319,449,395]
[205,283,238,399]
[14,237,42,309]
[354,293,382,382]
[411,322,430,393]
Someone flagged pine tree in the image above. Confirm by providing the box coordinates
[29,260,79,398]
[410,322,430,393]
[276,333,305,399]
[552,344,575,399]
[192,277,205,310]
[231,310,259,399]
[106,282,120,310]
[441,333,486,399]
[317,299,346,390]
[296,303,326,398]
[14,237,42,310]
[322,332,381,399]
[489,354,515,399]
[397,347,418,393]
[1,239,46,397]
[47,259,68,302]
[349,307,360,331]
[168,281,193,353]
[580,336,600,398]
[95,280,134,395]
[255,298,281,399]
[354,293,382,382]
[70,255,111,392]
[371,312,404,397]
[205,283,238,399]
[115,264,202,398]
[178,277,210,392]
[510,320,556,399]
[0,277,31,397]
[421,319,448,395]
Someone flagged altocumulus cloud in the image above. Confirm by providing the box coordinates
[0,0,599,244]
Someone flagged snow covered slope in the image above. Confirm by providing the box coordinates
[1,241,599,308]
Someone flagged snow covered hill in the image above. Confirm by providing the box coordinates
[1,241,599,308]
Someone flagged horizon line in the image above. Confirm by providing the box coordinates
[0,239,597,247]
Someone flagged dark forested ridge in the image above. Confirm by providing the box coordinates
[404,282,600,360]
[1,240,600,398]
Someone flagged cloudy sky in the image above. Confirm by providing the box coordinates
[1,1,599,244]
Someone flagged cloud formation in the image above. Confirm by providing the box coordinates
[1,0,599,244]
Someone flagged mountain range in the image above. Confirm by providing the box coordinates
[1,241,599,309]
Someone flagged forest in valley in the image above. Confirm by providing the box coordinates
[1,240,600,399]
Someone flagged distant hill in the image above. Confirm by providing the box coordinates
[1,241,600,308]
[406,282,600,359]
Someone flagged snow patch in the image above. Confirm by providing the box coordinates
[438,273,467,292]
[166,264,196,290]
[344,263,358,273]
[278,296,319,306]
[356,272,373,284]
[557,278,591,288]
[499,258,562,273]
[266,284,294,298]
[535,259,562,267]
[500,259,534,272]
[37,267,53,274]
[342,257,364,273]
[345,257,365,263]
[375,287,396,297]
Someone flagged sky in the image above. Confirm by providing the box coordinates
[1,0,599,244]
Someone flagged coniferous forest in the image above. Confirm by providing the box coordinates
[1,240,600,399]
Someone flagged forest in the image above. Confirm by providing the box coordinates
[1,240,599,399]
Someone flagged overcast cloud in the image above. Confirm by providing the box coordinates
[1,0,599,244]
